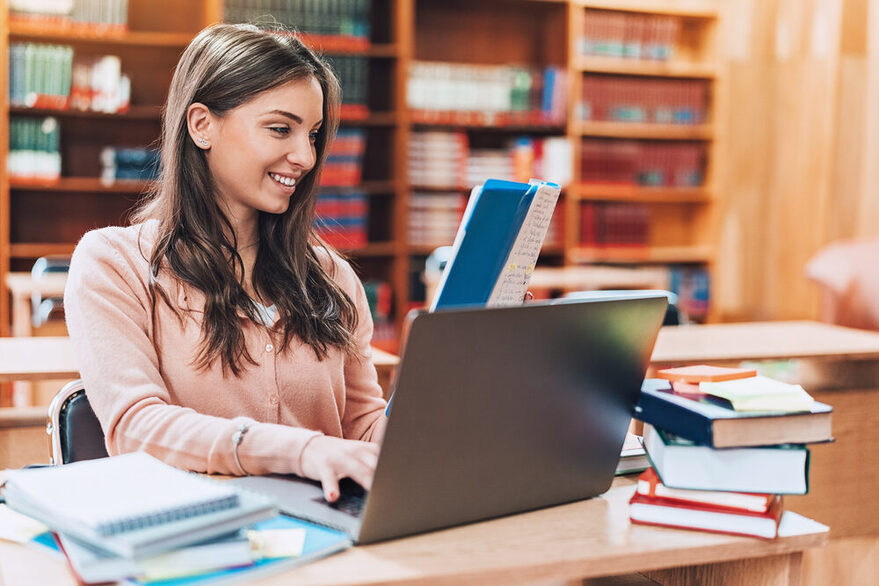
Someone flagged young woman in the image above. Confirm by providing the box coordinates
[64,24,387,503]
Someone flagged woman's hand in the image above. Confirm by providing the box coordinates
[299,436,380,502]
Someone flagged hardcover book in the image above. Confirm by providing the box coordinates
[629,491,784,539]
[636,468,779,513]
[642,424,810,495]
[634,378,832,448]
[430,178,561,310]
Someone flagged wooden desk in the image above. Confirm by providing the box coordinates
[649,320,879,585]
[0,476,827,586]
[651,320,879,367]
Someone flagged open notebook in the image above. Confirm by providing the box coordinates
[3,452,277,558]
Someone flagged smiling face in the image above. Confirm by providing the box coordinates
[199,76,324,227]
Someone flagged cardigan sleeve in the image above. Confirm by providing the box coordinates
[332,257,389,443]
[64,229,322,476]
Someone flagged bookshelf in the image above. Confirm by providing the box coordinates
[0,0,412,344]
[1,0,723,342]
[566,0,720,321]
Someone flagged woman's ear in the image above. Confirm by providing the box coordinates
[186,103,213,150]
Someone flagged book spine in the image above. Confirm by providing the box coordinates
[634,387,715,446]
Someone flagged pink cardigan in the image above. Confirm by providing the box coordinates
[64,221,387,476]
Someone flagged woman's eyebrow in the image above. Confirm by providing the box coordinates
[265,109,303,124]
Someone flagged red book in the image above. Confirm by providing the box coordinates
[636,468,778,513]
[629,491,784,539]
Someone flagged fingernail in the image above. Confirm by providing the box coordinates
[329,491,337,501]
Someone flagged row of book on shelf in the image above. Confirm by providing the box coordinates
[9,0,129,30]
[7,116,367,187]
[9,43,131,113]
[408,131,572,189]
[581,139,704,187]
[579,9,681,61]
[627,365,832,539]
[407,61,568,127]
[407,191,564,250]
[580,76,709,125]
[224,0,372,51]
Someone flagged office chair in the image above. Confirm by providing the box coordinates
[47,379,108,465]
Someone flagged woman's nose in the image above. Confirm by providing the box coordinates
[286,134,316,170]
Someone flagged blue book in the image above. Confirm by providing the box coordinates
[634,379,833,449]
[430,178,560,310]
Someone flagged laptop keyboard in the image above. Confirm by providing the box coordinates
[313,478,367,517]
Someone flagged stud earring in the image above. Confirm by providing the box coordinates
[197,137,209,146]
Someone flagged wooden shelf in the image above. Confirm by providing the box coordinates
[575,0,718,19]
[8,22,195,47]
[574,56,716,78]
[343,242,398,257]
[10,243,76,258]
[9,105,162,120]
[10,178,153,194]
[412,120,566,133]
[568,245,713,264]
[575,121,713,140]
[571,184,711,203]
[342,112,398,126]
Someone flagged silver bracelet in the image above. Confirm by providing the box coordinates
[232,422,253,475]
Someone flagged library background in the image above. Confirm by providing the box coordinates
[3,0,877,348]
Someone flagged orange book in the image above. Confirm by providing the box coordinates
[655,364,757,383]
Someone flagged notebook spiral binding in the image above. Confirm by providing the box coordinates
[95,493,240,536]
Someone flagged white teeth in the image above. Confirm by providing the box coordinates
[270,173,296,187]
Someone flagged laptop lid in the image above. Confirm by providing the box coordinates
[355,293,667,543]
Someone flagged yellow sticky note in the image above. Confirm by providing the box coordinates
[248,528,307,559]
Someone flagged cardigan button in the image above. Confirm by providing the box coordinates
[269,395,280,405]
[265,343,274,352]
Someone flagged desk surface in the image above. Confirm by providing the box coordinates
[0,337,400,383]
[651,320,879,367]
[0,476,827,586]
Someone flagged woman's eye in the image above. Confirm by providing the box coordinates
[269,126,290,135]
[309,130,320,143]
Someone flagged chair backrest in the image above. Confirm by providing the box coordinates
[47,379,108,465]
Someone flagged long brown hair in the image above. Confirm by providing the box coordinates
[134,23,357,375]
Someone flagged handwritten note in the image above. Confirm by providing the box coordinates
[487,182,560,306]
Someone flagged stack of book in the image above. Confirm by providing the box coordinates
[324,56,369,119]
[408,192,467,247]
[2,452,356,583]
[580,202,650,250]
[100,147,160,183]
[579,9,679,61]
[321,127,366,187]
[408,61,568,126]
[223,0,372,52]
[630,366,833,539]
[409,131,572,189]
[579,75,708,125]
[10,0,129,31]
[313,190,368,249]
[8,116,61,182]
[580,139,704,187]
[9,43,130,113]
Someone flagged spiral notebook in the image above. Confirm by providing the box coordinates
[2,452,277,558]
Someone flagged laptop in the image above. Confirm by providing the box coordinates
[230,293,668,544]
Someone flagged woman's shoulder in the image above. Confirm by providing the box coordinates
[72,220,159,276]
